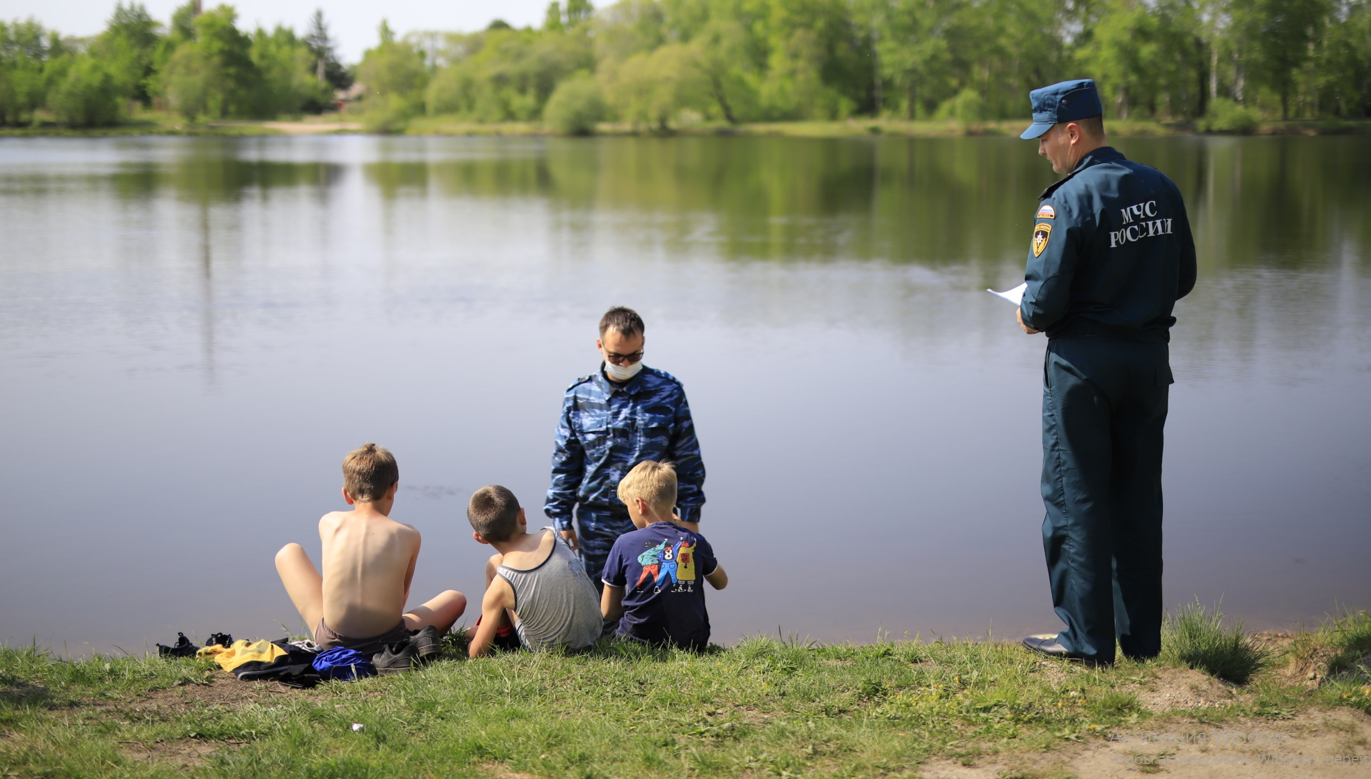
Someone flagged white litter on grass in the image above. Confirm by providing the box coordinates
[351,723,365,732]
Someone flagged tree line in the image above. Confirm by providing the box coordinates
[3,0,1369,131]
[0,2,349,126]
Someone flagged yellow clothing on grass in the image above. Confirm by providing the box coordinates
[196,639,288,672]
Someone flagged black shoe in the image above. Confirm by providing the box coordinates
[157,632,200,658]
[372,640,420,673]
[206,632,234,648]
[1021,635,1113,667]
[409,626,442,663]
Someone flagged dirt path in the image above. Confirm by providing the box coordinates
[256,120,362,135]
[921,708,1369,777]
[206,120,363,135]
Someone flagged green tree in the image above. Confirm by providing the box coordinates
[862,0,954,118]
[426,24,592,121]
[91,2,162,105]
[47,54,122,126]
[1232,0,1333,118]
[600,42,709,128]
[251,24,331,116]
[689,20,759,123]
[1078,0,1161,119]
[158,4,262,119]
[303,9,351,91]
[358,19,430,124]
[1300,0,1370,117]
[0,19,57,125]
[543,69,605,132]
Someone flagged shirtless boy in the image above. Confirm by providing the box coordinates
[275,443,467,658]
[466,485,602,657]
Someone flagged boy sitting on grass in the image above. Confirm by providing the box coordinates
[275,443,467,662]
[466,485,603,657]
[601,461,727,650]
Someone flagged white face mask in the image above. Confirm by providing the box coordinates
[603,359,644,382]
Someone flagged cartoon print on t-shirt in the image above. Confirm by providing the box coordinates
[677,541,696,581]
[635,540,667,588]
[634,536,699,593]
[655,540,680,587]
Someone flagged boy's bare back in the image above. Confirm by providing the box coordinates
[319,507,420,638]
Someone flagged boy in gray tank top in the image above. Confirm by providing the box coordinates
[466,485,602,656]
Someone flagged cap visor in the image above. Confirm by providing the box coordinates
[1020,122,1053,140]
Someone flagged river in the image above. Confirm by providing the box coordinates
[1,134,1367,653]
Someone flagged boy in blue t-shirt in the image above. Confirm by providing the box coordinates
[601,460,728,650]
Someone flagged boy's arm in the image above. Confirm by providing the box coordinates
[545,391,585,538]
[704,563,727,590]
[601,584,625,621]
[468,578,515,658]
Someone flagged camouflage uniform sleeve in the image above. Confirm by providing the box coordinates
[544,389,584,531]
[1020,197,1081,332]
[666,386,706,524]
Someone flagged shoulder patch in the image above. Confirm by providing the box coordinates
[1035,204,1056,219]
[1032,223,1052,257]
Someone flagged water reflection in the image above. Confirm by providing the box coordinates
[0,135,1367,653]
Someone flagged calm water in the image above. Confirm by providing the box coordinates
[1,134,1368,654]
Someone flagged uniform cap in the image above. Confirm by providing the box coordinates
[1020,79,1104,140]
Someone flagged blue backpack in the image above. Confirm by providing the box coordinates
[312,647,377,680]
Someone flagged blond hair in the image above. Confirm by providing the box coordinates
[342,443,398,502]
[617,460,677,514]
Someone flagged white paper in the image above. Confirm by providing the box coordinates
[987,282,1027,306]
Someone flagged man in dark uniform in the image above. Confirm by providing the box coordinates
[545,307,706,587]
[1015,79,1198,666]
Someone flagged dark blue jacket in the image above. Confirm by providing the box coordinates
[544,366,705,530]
[1020,147,1197,341]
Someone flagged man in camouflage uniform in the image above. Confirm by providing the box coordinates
[545,307,706,585]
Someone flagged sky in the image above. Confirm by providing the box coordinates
[0,0,553,63]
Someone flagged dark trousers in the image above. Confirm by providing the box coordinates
[1041,337,1171,664]
[574,506,636,587]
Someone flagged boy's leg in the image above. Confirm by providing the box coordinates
[274,543,324,636]
[402,590,467,634]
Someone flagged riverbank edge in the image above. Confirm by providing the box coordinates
[4,116,1369,139]
[2,615,1368,778]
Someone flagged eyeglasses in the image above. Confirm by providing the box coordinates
[604,350,644,365]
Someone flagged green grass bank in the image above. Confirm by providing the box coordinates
[5,111,1370,139]
[3,610,1369,778]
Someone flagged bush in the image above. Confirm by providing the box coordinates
[542,72,604,135]
[1161,599,1268,684]
[935,87,989,126]
[48,55,122,127]
[360,93,411,134]
[1198,98,1260,135]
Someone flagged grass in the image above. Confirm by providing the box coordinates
[1161,599,1269,684]
[2,615,1369,778]
[6,112,1370,139]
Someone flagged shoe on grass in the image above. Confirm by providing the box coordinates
[409,626,442,663]
[1021,635,1112,667]
[372,640,420,673]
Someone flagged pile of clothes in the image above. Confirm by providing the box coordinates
[157,627,444,688]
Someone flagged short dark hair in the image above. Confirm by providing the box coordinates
[599,306,644,338]
[342,443,398,502]
[1075,114,1105,139]
[467,485,521,542]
